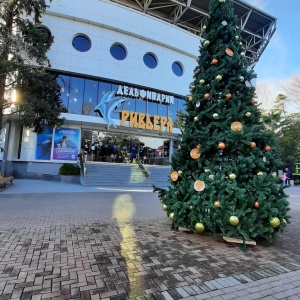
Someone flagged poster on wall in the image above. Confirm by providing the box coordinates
[36,125,53,160]
[52,127,80,161]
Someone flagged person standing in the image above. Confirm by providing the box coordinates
[285,168,292,185]
[281,172,289,186]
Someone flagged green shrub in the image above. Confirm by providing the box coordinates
[58,163,80,175]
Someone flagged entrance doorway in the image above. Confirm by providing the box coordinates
[81,130,171,165]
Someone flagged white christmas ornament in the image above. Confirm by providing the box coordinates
[204,40,210,46]
[209,175,215,180]
[257,172,264,176]
[178,170,183,175]
[229,174,236,180]
[213,113,219,119]
[240,52,245,57]
[196,102,201,108]
[216,75,223,81]
[204,169,210,173]
[272,172,277,177]
[194,116,198,121]
[219,0,225,3]
[221,21,228,26]
[199,79,205,84]
[245,112,251,117]
[235,35,239,40]
[203,25,207,30]
[239,76,244,82]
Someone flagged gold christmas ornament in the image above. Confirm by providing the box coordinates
[250,142,256,149]
[194,180,205,191]
[171,171,179,181]
[225,48,234,56]
[195,222,205,233]
[229,216,239,226]
[218,142,226,150]
[270,217,280,228]
[189,96,193,102]
[226,93,232,99]
[178,145,182,151]
[265,145,271,152]
[212,58,218,65]
[216,75,223,81]
[204,93,210,99]
[214,200,221,208]
[229,173,236,180]
[169,212,175,221]
[190,148,201,159]
[253,201,260,209]
[162,204,168,211]
[231,121,243,131]
[250,99,256,105]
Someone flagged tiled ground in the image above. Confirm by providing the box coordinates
[0,191,299,299]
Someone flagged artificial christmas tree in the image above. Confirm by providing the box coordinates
[155,0,289,243]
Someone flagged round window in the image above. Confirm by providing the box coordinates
[143,53,157,69]
[72,35,91,52]
[172,62,183,77]
[110,44,127,60]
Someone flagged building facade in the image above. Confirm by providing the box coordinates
[1,0,276,178]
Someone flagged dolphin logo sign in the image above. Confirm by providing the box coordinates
[94,91,128,128]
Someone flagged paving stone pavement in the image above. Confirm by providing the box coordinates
[0,183,300,299]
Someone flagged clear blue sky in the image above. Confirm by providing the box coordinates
[243,0,300,84]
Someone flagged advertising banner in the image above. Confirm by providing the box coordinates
[52,127,80,161]
[36,125,53,160]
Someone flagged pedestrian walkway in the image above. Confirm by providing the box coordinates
[0,181,299,299]
[0,179,154,194]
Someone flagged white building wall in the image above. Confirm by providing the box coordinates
[43,0,199,96]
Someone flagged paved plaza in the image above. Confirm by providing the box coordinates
[0,180,300,299]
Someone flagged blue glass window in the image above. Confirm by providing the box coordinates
[72,35,91,52]
[83,79,99,116]
[68,77,84,114]
[143,53,157,69]
[172,62,183,77]
[177,98,186,113]
[147,101,158,115]
[158,103,168,117]
[57,75,70,109]
[168,98,178,120]
[110,44,127,60]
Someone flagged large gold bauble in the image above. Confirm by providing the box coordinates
[270,217,280,228]
[162,204,168,211]
[169,212,175,221]
[195,222,205,233]
[229,216,239,226]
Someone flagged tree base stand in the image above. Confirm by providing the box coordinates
[223,236,256,246]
